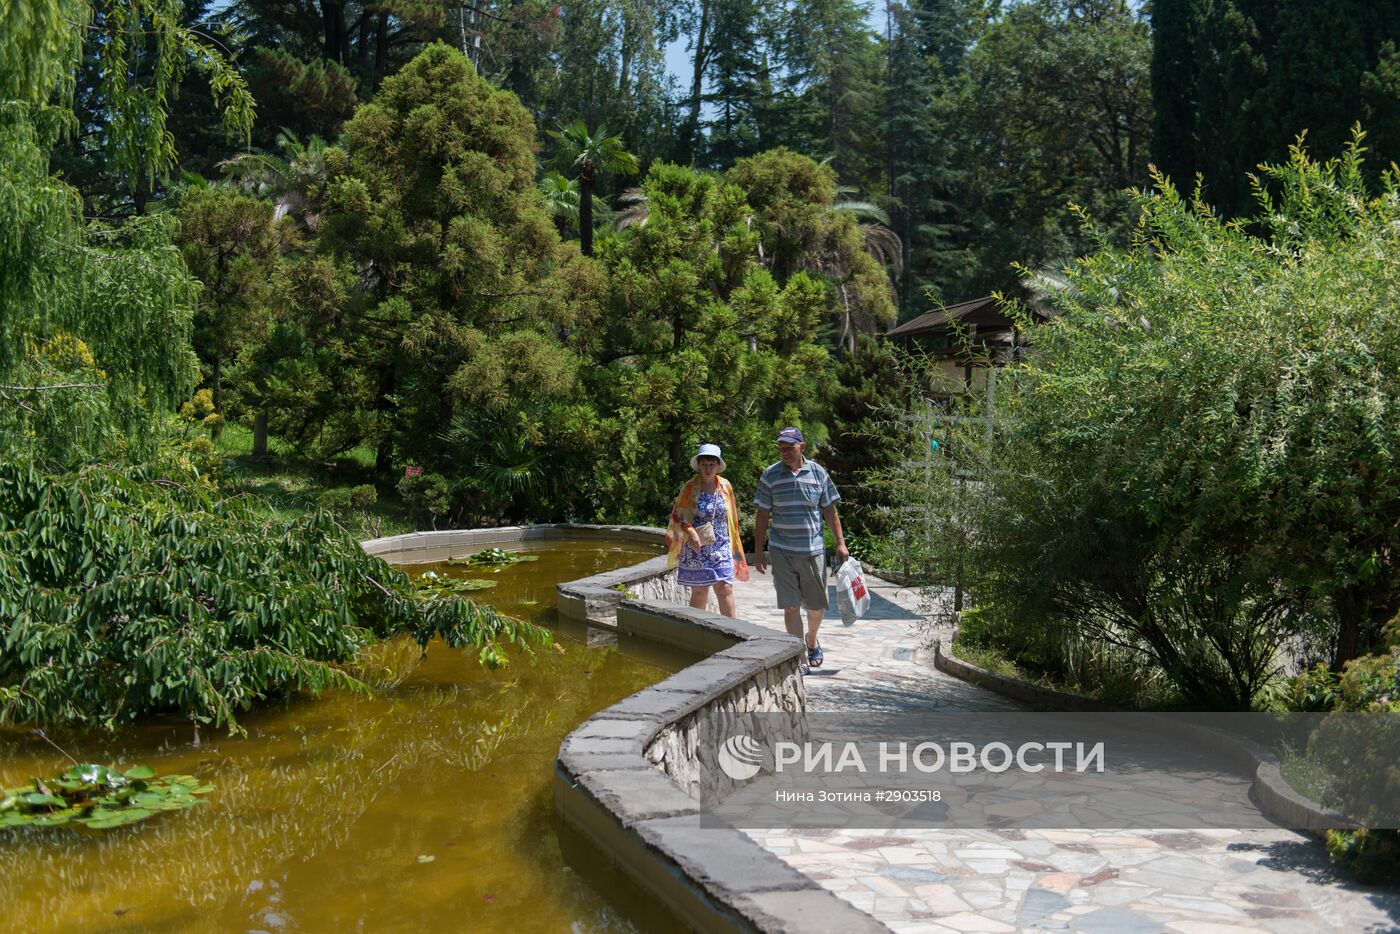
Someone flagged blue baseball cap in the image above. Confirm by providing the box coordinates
[776,426,805,444]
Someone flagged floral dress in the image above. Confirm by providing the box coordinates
[677,490,735,587]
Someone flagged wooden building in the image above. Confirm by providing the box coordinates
[883,295,1044,397]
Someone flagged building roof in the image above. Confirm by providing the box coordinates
[884,296,1015,340]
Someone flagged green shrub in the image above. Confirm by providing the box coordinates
[883,133,1400,709]
[316,484,376,515]
[1295,614,1400,881]
[397,472,453,526]
[0,462,544,732]
[317,486,355,513]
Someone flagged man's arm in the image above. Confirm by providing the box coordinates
[822,504,848,563]
[754,508,769,573]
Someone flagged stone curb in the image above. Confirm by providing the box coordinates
[363,525,888,933]
[557,596,887,932]
[933,640,1351,833]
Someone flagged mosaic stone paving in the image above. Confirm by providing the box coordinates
[717,571,1400,933]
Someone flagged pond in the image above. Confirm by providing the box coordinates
[0,539,671,933]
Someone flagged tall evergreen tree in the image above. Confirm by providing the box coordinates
[772,0,886,189]
[882,0,980,312]
[1152,0,1400,217]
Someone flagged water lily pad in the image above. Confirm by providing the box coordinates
[1,764,212,831]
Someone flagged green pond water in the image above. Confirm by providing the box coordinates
[0,539,673,933]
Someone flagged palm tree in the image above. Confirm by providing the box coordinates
[820,195,905,352]
[548,121,638,256]
[219,130,330,232]
[539,170,618,237]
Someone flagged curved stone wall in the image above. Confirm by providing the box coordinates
[362,525,887,934]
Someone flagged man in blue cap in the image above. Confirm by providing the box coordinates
[753,426,848,672]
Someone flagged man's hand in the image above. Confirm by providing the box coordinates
[835,542,849,564]
[755,549,767,574]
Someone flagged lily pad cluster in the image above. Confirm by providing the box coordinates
[414,571,498,597]
[447,547,540,569]
[0,764,213,830]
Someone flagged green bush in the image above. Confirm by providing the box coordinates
[882,133,1400,709]
[397,472,453,526]
[316,483,377,515]
[0,462,544,732]
[1294,614,1400,882]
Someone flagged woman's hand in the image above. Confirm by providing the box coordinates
[685,527,702,551]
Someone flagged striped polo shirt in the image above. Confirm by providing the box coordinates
[754,458,841,555]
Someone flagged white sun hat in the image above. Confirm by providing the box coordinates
[690,443,726,473]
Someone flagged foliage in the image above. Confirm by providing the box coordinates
[447,547,541,569]
[177,185,285,419]
[549,120,639,256]
[0,764,212,830]
[1289,614,1400,882]
[242,47,358,149]
[316,484,377,515]
[1152,0,1400,218]
[411,571,498,596]
[948,0,1153,297]
[726,148,898,346]
[824,336,907,539]
[0,112,201,467]
[0,462,546,732]
[880,137,1400,709]
[396,471,454,526]
[313,44,593,477]
[1,0,254,467]
[576,159,835,517]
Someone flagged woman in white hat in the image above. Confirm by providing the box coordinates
[665,443,749,617]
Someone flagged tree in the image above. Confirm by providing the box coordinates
[771,0,886,190]
[727,148,898,350]
[1151,0,1400,217]
[550,120,640,256]
[944,0,1152,297]
[177,186,284,430]
[316,44,594,476]
[894,135,1400,707]
[242,47,358,149]
[1,0,253,463]
[579,161,833,505]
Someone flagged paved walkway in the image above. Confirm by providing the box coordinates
[719,570,1400,934]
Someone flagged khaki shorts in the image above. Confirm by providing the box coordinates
[769,549,828,611]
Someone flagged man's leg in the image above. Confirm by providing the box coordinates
[770,551,806,641]
[783,606,803,640]
[805,607,823,649]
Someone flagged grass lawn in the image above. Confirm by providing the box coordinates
[214,423,415,540]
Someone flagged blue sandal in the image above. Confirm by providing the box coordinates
[807,643,824,667]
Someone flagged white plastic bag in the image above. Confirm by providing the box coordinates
[834,557,870,625]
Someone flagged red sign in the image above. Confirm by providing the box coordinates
[404,466,423,478]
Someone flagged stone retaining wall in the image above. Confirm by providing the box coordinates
[363,525,886,933]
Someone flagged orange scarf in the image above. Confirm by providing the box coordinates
[665,475,750,582]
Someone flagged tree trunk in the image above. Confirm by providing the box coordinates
[253,410,269,457]
[579,165,595,256]
[684,0,712,162]
[374,362,395,474]
[210,356,223,439]
[321,0,347,64]
[374,11,389,86]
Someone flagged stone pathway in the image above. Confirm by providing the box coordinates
[718,570,1400,934]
